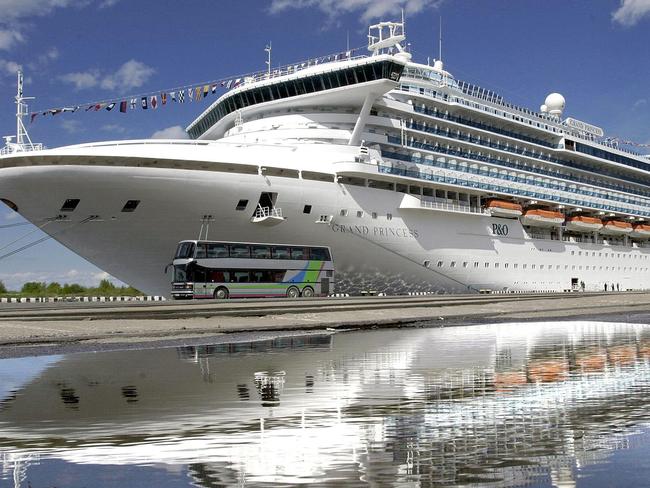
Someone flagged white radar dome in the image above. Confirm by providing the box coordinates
[544,93,565,116]
[540,104,548,113]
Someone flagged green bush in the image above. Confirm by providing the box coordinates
[0,281,6,294]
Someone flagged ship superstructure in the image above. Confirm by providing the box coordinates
[1,19,650,295]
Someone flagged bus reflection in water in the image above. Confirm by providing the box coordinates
[170,240,335,299]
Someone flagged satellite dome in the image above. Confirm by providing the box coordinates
[540,104,548,113]
[544,93,565,116]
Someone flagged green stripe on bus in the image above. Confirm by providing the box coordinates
[305,260,324,284]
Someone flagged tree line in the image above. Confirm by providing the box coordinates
[0,279,142,297]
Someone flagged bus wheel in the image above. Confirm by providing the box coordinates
[286,286,300,299]
[214,287,229,299]
[301,286,314,298]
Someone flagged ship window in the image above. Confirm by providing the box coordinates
[340,209,348,217]
[450,261,456,268]
[303,205,312,214]
[514,264,518,269]
[494,263,499,268]
[474,262,479,268]
[60,198,80,212]
[463,262,468,268]
[236,199,249,211]
[387,213,393,220]
[484,262,489,268]
[504,263,509,269]
[121,199,140,213]
[372,212,377,219]
[437,261,443,267]
[356,211,363,218]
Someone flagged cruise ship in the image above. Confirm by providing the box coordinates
[1,19,650,296]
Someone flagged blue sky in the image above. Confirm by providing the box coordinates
[0,0,649,290]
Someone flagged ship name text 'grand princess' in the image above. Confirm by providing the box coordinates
[1,18,650,296]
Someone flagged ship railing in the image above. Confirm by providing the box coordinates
[397,84,647,158]
[244,53,367,85]
[254,206,283,219]
[419,198,488,215]
[1,143,44,155]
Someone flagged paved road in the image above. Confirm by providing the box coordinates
[2,292,650,357]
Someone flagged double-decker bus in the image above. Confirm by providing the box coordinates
[170,240,335,299]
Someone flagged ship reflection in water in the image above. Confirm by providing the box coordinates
[2,322,650,487]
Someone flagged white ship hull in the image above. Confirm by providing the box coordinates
[2,142,649,296]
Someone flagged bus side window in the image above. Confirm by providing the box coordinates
[195,244,208,259]
[272,246,290,259]
[230,244,251,258]
[251,270,269,282]
[290,247,309,260]
[207,243,228,258]
[309,247,330,260]
[272,271,285,283]
[233,271,249,282]
[251,245,271,259]
[209,270,228,282]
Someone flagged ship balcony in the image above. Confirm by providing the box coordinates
[250,206,285,226]
[399,194,488,216]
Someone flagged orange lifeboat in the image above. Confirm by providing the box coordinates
[565,215,603,232]
[600,220,633,236]
[484,199,522,218]
[520,209,565,227]
[631,224,650,239]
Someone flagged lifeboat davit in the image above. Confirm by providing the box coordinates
[520,209,565,227]
[600,220,633,235]
[565,215,603,232]
[485,199,522,218]
[631,224,650,239]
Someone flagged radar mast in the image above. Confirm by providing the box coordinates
[2,69,41,155]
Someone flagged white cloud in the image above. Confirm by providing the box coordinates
[633,98,648,109]
[59,70,99,89]
[151,125,188,139]
[0,1,115,50]
[100,59,155,91]
[99,0,120,7]
[0,59,21,76]
[270,0,441,23]
[101,123,126,133]
[60,119,84,134]
[60,60,155,91]
[0,28,24,50]
[612,0,650,26]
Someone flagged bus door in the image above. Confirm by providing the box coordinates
[193,267,207,298]
[321,277,330,295]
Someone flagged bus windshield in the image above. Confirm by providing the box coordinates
[175,242,195,259]
[170,240,334,300]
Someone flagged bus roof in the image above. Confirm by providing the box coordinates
[177,240,332,250]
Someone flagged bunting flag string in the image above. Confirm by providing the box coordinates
[29,46,365,124]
